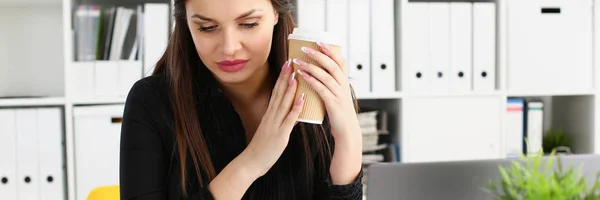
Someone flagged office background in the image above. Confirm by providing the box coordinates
[0,0,596,199]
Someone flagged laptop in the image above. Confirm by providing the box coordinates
[365,154,600,200]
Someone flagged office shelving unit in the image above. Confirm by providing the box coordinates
[390,0,600,164]
[1,0,171,199]
[2,0,600,199]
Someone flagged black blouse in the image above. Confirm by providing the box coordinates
[119,72,363,200]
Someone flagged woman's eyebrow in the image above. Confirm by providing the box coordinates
[191,8,264,22]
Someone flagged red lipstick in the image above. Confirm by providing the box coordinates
[216,59,248,72]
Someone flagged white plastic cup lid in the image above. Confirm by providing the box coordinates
[287,28,342,47]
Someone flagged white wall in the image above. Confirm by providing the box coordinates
[0,4,64,97]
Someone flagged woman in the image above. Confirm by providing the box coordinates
[119,0,363,199]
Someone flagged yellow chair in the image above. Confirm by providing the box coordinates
[86,185,120,200]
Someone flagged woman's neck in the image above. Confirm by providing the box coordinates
[219,62,274,140]
[219,62,273,107]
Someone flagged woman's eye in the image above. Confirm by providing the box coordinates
[198,25,217,32]
[240,22,258,28]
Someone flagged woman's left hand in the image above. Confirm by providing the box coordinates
[293,41,363,185]
[293,42,361,140]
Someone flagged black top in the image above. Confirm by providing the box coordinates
[119,72,363,200]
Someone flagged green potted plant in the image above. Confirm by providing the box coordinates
[543,128,574,155]
[483,145,600,199]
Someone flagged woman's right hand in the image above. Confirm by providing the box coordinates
[243,59,305,177]
[207,60,304,199]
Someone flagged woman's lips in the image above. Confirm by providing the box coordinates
[216,59,249,72]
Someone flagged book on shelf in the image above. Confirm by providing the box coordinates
[74,4,147,62]
[505,97,544,157]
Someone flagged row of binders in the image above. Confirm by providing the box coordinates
[505,98,544,157]
[0,108,66,199]
[296,0,397,95]
[404,2,496,93]
[73,3,169,75]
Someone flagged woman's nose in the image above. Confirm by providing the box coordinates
[219,28,242,56]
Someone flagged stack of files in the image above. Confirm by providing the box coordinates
[362,154,385,164]
[358,110,390,152]
[504,98,544,157]
[299,0,396,96]
[404,2,496,93]
[359,110,380,152]
[73,3,169,76]
[358,108,396,169]
[0,108,66,199]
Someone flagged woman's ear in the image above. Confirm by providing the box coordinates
[274,12,279,25]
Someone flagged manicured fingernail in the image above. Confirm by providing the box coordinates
[282,60,290,73]
[301,47,315,55]
[293,59,307,66]
[290,71,296,82]
[317,42,331,51]
[285,64,290,73]
[296,93,304,105]
[296,69,304,77]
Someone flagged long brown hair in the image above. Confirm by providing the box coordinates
[152,0,359,197]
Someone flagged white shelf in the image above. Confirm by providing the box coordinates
[0,0,62,6]
[356,92,403,99]
[507,90,596,97]
[0,97,65,107]
[404,91,503,98]
[70,97,126,105]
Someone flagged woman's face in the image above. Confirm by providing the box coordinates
[185,0,279,85]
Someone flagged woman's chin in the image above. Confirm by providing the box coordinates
[213,71,251,85]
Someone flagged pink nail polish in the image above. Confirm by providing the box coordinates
[301,47,314,55]
[297,93,304,105]
[293,59,307,66]
[317,42,331,51]
[282,61,289,73]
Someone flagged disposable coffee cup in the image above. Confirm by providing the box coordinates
[288,28,343,124]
